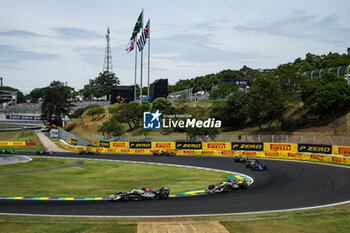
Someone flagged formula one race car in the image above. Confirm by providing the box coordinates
[0,149,17,154]
[152,150,176,156]
[234,155,248,163]
[79,150,101,155]
[36,150,55,155]
[246,159,267,171]
[205,179,248,193]
[108,187,170,201]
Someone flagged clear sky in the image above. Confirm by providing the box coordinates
[0,0,349,94]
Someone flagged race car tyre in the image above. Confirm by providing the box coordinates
[121,193,130,201]
[208,184,215,190]
[160,191,169,199]
[239,182,248,189]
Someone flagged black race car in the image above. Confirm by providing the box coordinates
[246,159,267,171]
[36,150,55,155]
[79,150,101,155]
[205,179,248,193]
[152,150,176,156]
[108,187,170,201]
[234,155,248,163]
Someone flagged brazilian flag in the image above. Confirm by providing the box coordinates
[131,10,143,40]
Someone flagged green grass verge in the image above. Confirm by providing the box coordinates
[0,157,226,197]
[0,222,135,233]
[221,212,350,233]
[0,125,22,129]
[0,204,348,233]
[0,131,44,151]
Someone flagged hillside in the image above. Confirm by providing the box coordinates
[64,102,350,141]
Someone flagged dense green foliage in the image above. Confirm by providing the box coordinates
[87,106,105,120]
[79,71,120,100]
[97,118,124,136]
[41,81,73,126]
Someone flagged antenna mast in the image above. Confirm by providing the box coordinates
[103,27,113,73]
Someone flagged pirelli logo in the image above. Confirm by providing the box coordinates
[130,142,151,149]
[202,150,214,155]
[207,143,226,149]
[287,153,303,158]
[111,142,128,148]
[298,144,331,154]
[332,156,346,163]
[310,154,324,161]
[71,139,77,145]
[270,144,291,151]
[176,142,202,150]
[338,147,350,156]
[13,142,24,146]
[242,151,257,156]
[265,152,279,157]
[232,142,263,151]
[155,143,172,148]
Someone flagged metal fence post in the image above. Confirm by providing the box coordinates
[301,136,303,144]
[342,136,344,145]
[286,135,288,143]
[272,135,275,142]
[314,136,316,144]
[258,135,260,143]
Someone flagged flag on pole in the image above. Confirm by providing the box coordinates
[136,32,147,51]
[144,19,150,39]
[136,19,150,52]
[130,10,143,40]
[125,37,136,53]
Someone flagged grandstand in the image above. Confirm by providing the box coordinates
[0,90,17,106]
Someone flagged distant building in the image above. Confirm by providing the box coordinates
[0,90,17,106]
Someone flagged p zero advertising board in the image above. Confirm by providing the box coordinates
[231,142,263,151]
[298,144,332,154]
[129,142,152,149]
[176,142,202,150]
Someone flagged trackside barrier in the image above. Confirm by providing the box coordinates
[88,140,350,156]
[59,139,350,165]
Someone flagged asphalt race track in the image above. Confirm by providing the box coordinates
[1,152,350,217]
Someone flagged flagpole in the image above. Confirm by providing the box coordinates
[139,11,144,103]
[134,39,137,102]
[147,19,150,100]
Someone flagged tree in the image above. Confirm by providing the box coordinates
[301,73,350,134]
[28,87,47,103]
[93,71,120,100]
[247,74,287,130]
[141,101,151,112]
[209,90,249,128]
[98,118,124,136]
[114,101,143,130]
[151,97,171,113]
[210,81,239,99]
[41,81,73,126]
